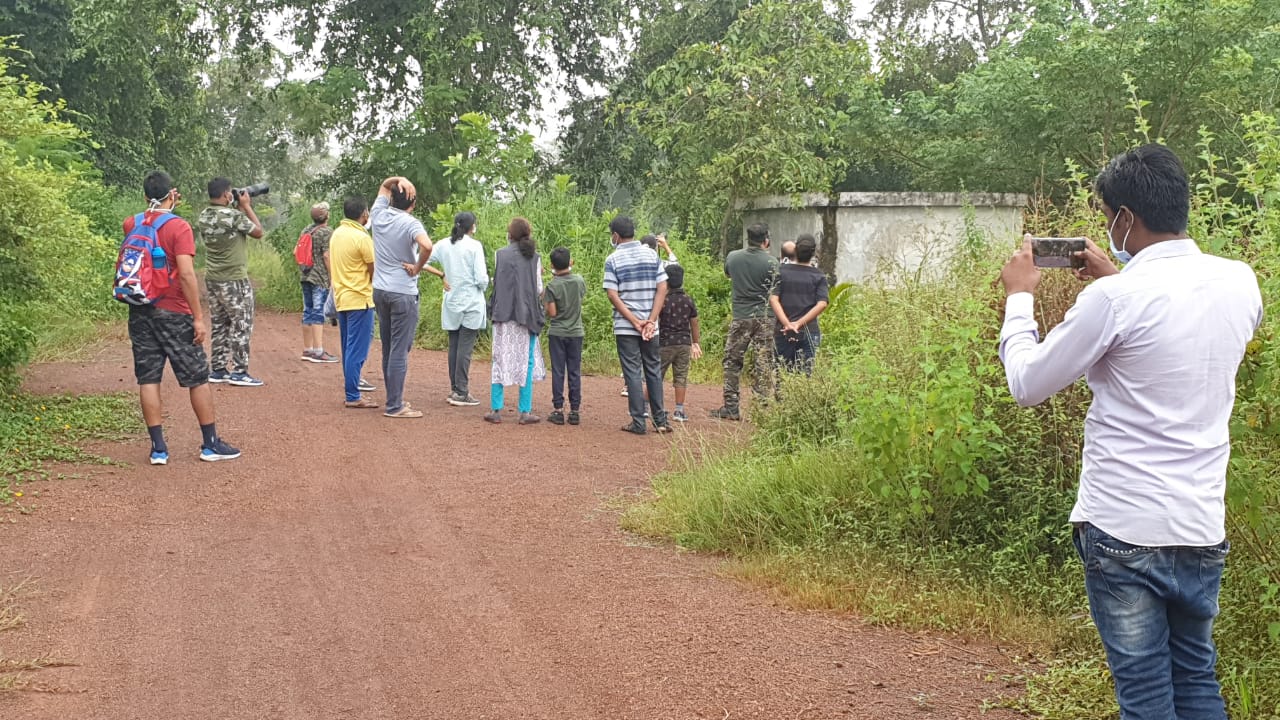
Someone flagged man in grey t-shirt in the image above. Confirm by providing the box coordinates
[370,176,444,418]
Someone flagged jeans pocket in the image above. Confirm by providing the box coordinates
[1198,540,1230,612]
[1088,530,1156,608]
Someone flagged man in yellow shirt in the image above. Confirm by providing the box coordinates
[330,198,379,408]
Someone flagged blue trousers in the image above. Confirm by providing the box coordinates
[338,308,374,401]
[1073,523,1228,720]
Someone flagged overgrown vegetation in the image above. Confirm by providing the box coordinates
[626,119,1280,717]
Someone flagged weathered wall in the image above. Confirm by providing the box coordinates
[738,193,1027,284]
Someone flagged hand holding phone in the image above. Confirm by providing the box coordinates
[1031,237,1087,269]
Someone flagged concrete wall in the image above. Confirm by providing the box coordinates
[738,192,1028,284]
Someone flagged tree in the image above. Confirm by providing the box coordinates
[0,0,216,187]
[632,0,881,254]
[885,0,1280,192]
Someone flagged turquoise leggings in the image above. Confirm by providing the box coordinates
[491,332,537,413]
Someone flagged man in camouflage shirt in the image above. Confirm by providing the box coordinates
[299,202,337,363]
[198,177,265,386]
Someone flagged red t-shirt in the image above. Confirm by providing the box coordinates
[122,212,196,315]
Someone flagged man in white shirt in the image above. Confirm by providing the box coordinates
[999,144,1261,720]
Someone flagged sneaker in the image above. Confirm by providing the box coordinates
[620,385,629,397]
[149,449,169,466]
[518,413,541,425]
[208,370,231,383]
[358,378,377,392]
[447,392,481,407]
[200,438,241,462]
[310,351,339,364]
[568,410,581,426]
[709,406,741,421]
[672,409,688,423]
[385,405,423,419]
[483,411,502,424]
[548,410,565,425]
[653,423,674,434]
[300,350,318,362]
[620,422,647,436]
[228,372,264,387]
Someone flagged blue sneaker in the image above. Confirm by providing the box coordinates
[200,438,241,462]
[150,449,169,466]
[227,372,264,387]
[208,370,231,383]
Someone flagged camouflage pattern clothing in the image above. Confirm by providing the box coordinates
[722,316,774,411]
[198,204,257,375]
[301,224,333,288]
[197,205,256,282]
[207,278,255,375]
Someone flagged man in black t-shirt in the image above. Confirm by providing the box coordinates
[769,234,829,375]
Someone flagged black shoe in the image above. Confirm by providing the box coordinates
[709,406,742,421]
[568,410,580,426]
[620,422,647,435]
[549,410,565,425]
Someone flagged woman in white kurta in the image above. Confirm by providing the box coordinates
[484,217,546,424]
[429,212,489,405]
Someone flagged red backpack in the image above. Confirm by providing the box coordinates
[294,226,315,271]
[113,212,176,306]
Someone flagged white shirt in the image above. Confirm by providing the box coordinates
[1000,239,1261,547]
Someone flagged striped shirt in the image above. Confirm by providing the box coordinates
[603,241,668,336]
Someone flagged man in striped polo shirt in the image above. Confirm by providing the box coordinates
[604,216,673,435]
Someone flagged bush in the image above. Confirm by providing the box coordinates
[0,51,130,377]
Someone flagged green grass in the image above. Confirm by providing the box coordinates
[0,392,140,507]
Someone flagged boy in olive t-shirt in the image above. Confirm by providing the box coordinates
[544,247,587,425]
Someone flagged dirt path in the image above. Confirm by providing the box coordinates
[2,312,1018,719]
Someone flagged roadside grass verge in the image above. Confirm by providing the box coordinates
[0,392,139,507]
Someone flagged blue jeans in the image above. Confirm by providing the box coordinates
[301,282,328,326]
[616,334,666,427]
[337,308,374,402]
[1073,523,1229,720]
[373,289,419,414]
[775,328,820,376]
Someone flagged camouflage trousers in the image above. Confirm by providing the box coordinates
[722,316,774,411]
[207,279,255,374]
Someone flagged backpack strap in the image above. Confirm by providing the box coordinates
[145,212,178,230]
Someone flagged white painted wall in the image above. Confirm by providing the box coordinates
[739,193,1027,285]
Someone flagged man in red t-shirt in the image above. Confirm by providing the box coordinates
[125,171,240,464]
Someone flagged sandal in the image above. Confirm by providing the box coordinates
[344,398,380,409]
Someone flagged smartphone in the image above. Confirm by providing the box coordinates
[1031,237,1086,269]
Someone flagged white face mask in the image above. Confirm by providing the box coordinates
[1107,208,1133,264]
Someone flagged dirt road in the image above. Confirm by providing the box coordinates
[2,312,1017,719]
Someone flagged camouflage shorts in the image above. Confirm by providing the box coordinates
[128,306,210,387]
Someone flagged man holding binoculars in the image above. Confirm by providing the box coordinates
[198,178,266,386]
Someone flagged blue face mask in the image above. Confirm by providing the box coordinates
[1107,209,1133,264]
